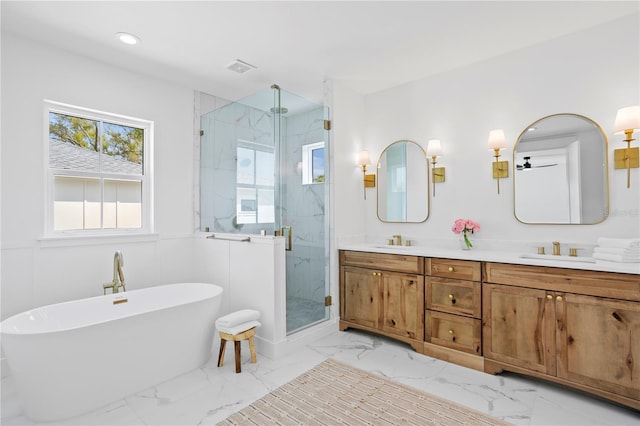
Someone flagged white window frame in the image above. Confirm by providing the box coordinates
[302,141,325,185]
[44,100,154,237]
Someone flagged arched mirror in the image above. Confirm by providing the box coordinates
[377,140,429,222]
[514,114,609,224]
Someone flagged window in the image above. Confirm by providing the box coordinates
[235,140,274,225]
[302,142,325,184]
[45,101,153,235]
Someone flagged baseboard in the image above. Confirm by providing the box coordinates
[255,318,338,360]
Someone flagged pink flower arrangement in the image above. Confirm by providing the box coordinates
[452,219,480,249]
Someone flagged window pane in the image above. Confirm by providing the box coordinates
[84,179,101,229]
[49,112,100,172]
[256,150,274,186]
[257,188,274,224]
[302,142,324,185]
[53,176,101,230]
[236,187,256,224]
[237,147,254,184]
[102,122,144,175]
[54,176,85,230]
[104,180,117,229]
[117,180,142,228]
[104,179,142,229]
[312,147,325,183]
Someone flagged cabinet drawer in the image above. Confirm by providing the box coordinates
[426,277,481,318]
[484,262,640,301]
[426,311,481,355]
[427,258,481,281]
[340,250,423,274]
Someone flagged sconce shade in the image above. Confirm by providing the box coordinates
[614,106,640,134]
[426,139,443,157]
[487,129,507,150]
[357,150,371,166]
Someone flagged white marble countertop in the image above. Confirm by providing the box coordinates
[338,242,640,275]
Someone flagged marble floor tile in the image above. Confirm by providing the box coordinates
[1,327,638,425]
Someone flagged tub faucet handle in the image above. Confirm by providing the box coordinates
[103,282,115,295]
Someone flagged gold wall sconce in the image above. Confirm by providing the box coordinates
[357,149,375,199]
[488,129,509,194]
[426,139,445,196]
[613,105,640,188]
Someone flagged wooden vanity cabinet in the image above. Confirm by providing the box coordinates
[483,262,640,409]
[339,250,424,351]
[339,250,640,409]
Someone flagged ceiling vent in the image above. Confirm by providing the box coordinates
[226,59,257,74]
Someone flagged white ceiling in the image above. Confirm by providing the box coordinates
[2,1,638,104]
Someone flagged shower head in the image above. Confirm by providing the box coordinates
[270,106,288,114]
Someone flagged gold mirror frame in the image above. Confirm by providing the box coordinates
[376,140,429,223]
[513,113,610,225]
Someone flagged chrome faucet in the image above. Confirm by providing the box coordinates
[103,250,126,294]
[552,241,561,256]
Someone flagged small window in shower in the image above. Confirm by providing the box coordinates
[302,142,325,185]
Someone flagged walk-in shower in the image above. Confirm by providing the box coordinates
[199,85,330,334]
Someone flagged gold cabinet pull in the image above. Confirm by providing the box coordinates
[556,295,563,302]
[546,294,553,300]
[448,267,454,272]
[448,329,454,335]
[448,294,454,299]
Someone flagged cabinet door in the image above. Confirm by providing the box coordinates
[381,271,424,339]
[483,283,556,375]
[342,266,381,329]
[556,293,640,400]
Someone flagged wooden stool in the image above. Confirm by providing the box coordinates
[217,326,257,373]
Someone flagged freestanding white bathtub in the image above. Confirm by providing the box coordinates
[0,283,223,421]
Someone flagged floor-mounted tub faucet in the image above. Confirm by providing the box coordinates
[103,250,126,294]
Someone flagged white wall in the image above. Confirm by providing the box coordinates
[1,34,197,319]
[334,14,640,248]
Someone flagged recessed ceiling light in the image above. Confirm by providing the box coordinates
[226,59,257,74]
[116,32,141,45]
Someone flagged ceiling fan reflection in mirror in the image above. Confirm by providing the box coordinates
[516,156,558,170]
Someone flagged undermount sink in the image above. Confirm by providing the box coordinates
[519,253,596,264]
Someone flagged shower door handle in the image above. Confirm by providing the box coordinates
[281,226,292,251]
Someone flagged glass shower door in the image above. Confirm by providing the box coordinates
[273,86,330,334]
